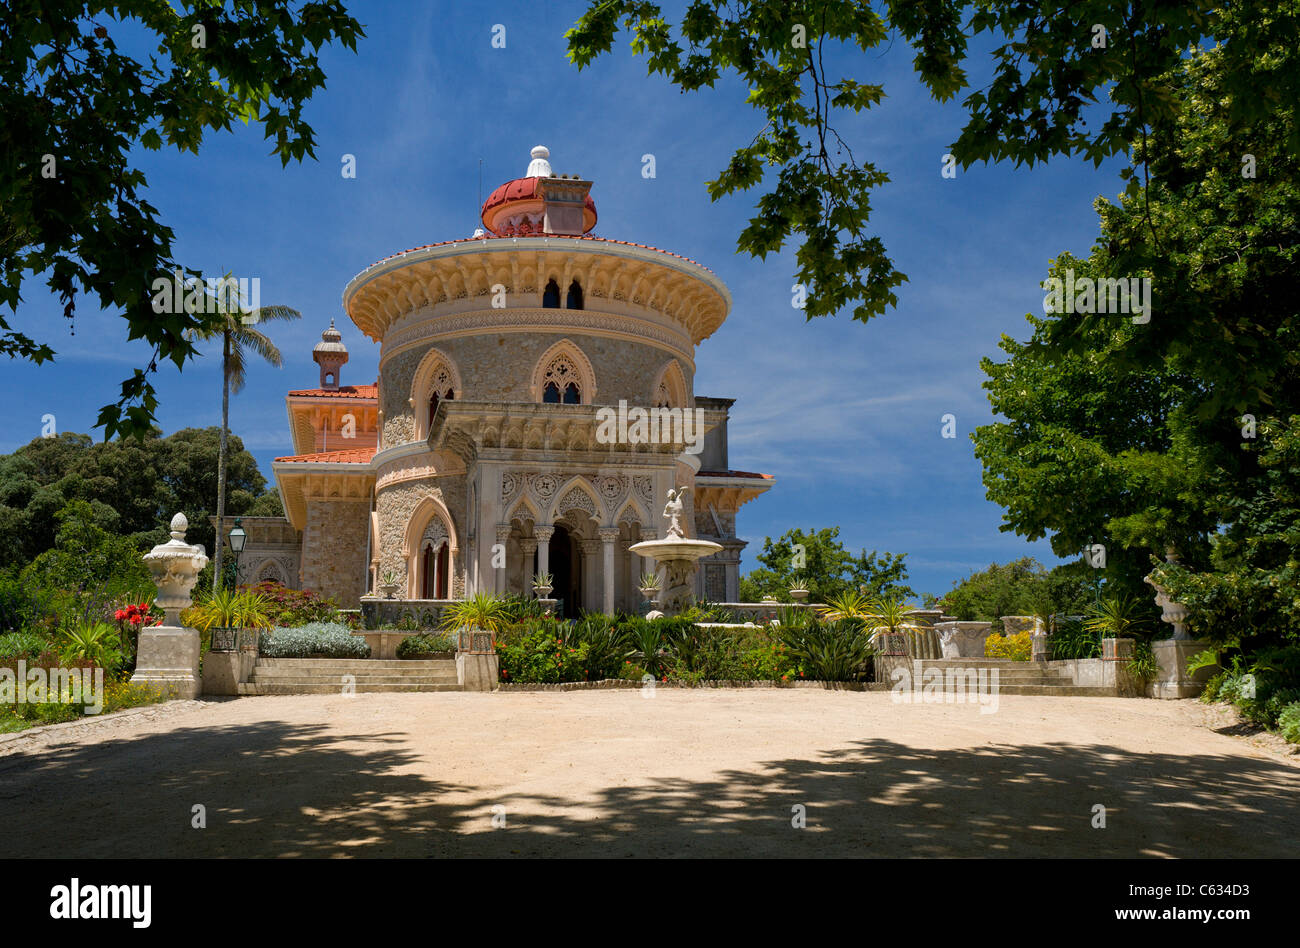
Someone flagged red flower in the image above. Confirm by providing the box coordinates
[114,610,127,621]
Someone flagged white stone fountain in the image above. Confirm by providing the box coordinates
[130,513,208,699]
[628,488,722,618]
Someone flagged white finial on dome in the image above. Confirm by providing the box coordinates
[526,145,552,178]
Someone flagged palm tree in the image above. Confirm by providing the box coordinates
[185,274,300,589]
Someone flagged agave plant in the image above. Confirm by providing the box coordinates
[187,587,273,632]
[440,592,514,634]
[1084,595,1146,639]
[59,621,123,672]
[531,571,554,590]
[865,596,929,636]
[776,618,875,681]
[637,572,660,591]
[818,590,875,622]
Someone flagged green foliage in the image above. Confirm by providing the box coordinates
[774,618,874,682]
[495,616,804,684]
[1084,595,1149,640]
[258,622,370,659]
[1,1,365,437]
[396,632,457,658]
[58,621,123,674]
[1277,703,1300,744]
[973,36,1300,640]
[566,3,1299,332]
[0,427,273,568]
[18,501,154,630]
[1127,638,1160,684]
[1200,647,1300,729]
[440,593,517,635]
[740,527,914,603]
[243,581,342,628]
[1048,618,1101,660]
[937,557,1098,624]
[185,587,272,633]
[0,630,52,660]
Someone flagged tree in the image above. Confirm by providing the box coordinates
[566,2,1299,326]
[0,426,272,568]
[739,526,915,603]
[184,277,299,589]
[1,1,363,438]
[934,557,1097,622]
[972,38,1300,632]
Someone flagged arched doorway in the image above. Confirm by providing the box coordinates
[550,524,581,619]
[421,541,449,599]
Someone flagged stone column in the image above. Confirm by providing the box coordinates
[520,538,538,594]
[448,546,460,599]
[534,526,553,586]
[494,522,512,594]
[599,527,619,615]
[579,538,601,613]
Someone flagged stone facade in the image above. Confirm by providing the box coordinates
[299,500,370,606]
[270,147,774,613]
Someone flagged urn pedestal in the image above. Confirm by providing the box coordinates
[131,514,208,700]
[935,621,993,659]
[1150,638,1218,699]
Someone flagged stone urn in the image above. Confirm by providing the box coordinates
[935,621,994,659]
[131,513,208,699]
[378,582,400,600]
[534,584,554,599]
[789,587,810,602]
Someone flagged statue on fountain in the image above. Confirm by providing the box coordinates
[663,487,688,539]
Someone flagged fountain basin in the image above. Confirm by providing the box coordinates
[628,537,723,561]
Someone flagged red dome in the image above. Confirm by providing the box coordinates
[480,176,597,236]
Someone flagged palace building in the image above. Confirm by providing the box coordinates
[249,146,774,614]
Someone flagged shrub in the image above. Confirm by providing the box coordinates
[1048,618,1100,659]
[441,593,515,634]
[396,632,457,657]
[258,622,370,659]
[985,631,1032,661]
[775,618,874,681]
[58,621,124,675]
[242,581,343,627]
[0,631,53,660]
[1277,702,1300,744]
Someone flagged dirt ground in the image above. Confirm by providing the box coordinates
[1,690,1296,858]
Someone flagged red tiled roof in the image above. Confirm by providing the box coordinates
[698,470,774,480]
[480,177,598,236]
[287,383,378,399]
[482,176,541,214]
[273,447,377,464]
[363,234,714,274]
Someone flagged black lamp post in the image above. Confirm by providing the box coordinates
[228,517,247,590]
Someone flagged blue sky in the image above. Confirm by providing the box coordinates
[3,1,1129,599]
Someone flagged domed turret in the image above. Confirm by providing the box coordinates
[313,319,348,389]
[480,145,597,237]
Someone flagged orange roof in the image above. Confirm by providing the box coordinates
[698,470,774,480]
[274,447,377,464]
[287,383,377,399]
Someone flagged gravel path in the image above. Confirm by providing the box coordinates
[1,691,1296,857]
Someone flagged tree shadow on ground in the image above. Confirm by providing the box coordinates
[1,725,1296,857]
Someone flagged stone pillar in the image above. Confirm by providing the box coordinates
[520,538,537,594]
[599,527,619,615]
[133,514,207,700]
[579,538,601,613]
[535,526,553,588]
[494,522,512,594]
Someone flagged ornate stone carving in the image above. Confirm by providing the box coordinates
[557,486,596,518]
[634,476,653,506]
[663,488,688,539]
[501,471,520,501]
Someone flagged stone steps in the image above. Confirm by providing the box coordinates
[240,658,462,694]
[904,658,1118,697]
[238,682,464,695]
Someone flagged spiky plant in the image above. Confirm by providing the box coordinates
[440,592,514,634]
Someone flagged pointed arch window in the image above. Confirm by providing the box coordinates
[428,387,454,431]
[540,352,583,405]
[566,280,584,310]
[542,279,561,308]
